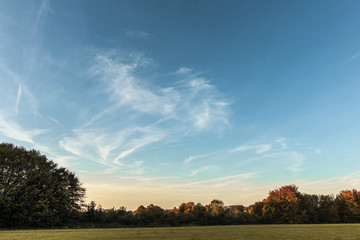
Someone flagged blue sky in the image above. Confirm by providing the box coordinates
[1,0,360,209]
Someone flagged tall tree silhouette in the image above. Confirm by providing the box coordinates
[0,143,85,228]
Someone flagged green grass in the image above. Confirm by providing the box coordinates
[1,224,360,240]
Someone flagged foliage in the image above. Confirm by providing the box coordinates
[336,189,360,222]
[0,143,85,228]
[262,185,302,223]
[1,143,360,229]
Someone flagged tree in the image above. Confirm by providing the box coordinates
[207,199,225,216]
[336,189,360,222]
[134,204,165,226]
[317,194,338,223]
[262,185,306,223]
[248,201,263,217]
[191,203,207,224]
[300,193,319,223]
[85,201,97,223]
[0,143,85,228]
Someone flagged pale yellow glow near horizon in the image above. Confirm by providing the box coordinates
[83,172,360,210]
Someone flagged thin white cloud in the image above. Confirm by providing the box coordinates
[261,151,305,172]
[117,176,180,182]
[309,147,322,154]
[52,156,72,167]
[0,63,21,82]
[275,137,287,149]
[125,30,150,39]
[183,152,214,164]
[114,148,136,162]
[91,52,230,131]
[0,112,46,144]
[176,67,192,74]
[325,49,360,79]
[348,50,360,62]
[47,116,62,128]
[83,105,118,128]
[59,125,166,171]
[127,161,145,175]
[60,127,134,160]
[256,145,272,154]
[84,171,359,210]
[113,130,166,163]
[314,148,322,154]
[189,78,212,91]
[15,84,22,114]
[103,166,119,174]
[298,172,360,194]
[231,144,272,154]
[236,150,305,173]
[171,172,256,188]
[0,63,39,114]
[98,172,256,190]
[32,0,51,34]
[286,152,304,172]
[189,166,217,176]
[92,53,177,117]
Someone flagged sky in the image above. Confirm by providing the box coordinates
[1,0,360,210]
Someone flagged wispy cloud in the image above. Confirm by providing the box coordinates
[127,161,145,175]
[231,144,272,154]
[298,171,360,194]
[347,50,360,62]
[91,53,176,117]
[0,63,21,81]
[14,84,22,114]
[309,147,322,154]
[0,61,48,150]
[184,152,214,164]
[59,125,166,171]
[189,166,217,176]
[0,63,39,114]
[84,171,359,210]
[113,132,165,165]
[235,149,305,173]
[275,137,287,149]
[83,106,118,128]
[91,52,230,131]
[125,30,150,39]
[117,175,180,182]
[171,172,256,188]
[32,0,51,34]
[0,112,46,144]
[176,67,193,74]
[325,49,360,79]
[52,156,73,167]
[261,151,305,172]
[53,51,231,175]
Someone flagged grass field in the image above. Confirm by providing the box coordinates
[1,224,360,240]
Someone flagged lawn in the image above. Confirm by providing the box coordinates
[1,224,360,240]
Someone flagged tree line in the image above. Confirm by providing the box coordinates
[1,143,360,229]
[79,186,360,228]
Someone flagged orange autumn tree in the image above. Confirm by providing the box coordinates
[262,185,308,223]
[178,202,195,213]
[336,189,360,222]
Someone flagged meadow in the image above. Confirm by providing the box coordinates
[1,224,360,240]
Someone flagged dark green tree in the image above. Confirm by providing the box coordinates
[317,194,338,223]
[0,143,85,228]
[299,193,319,223]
